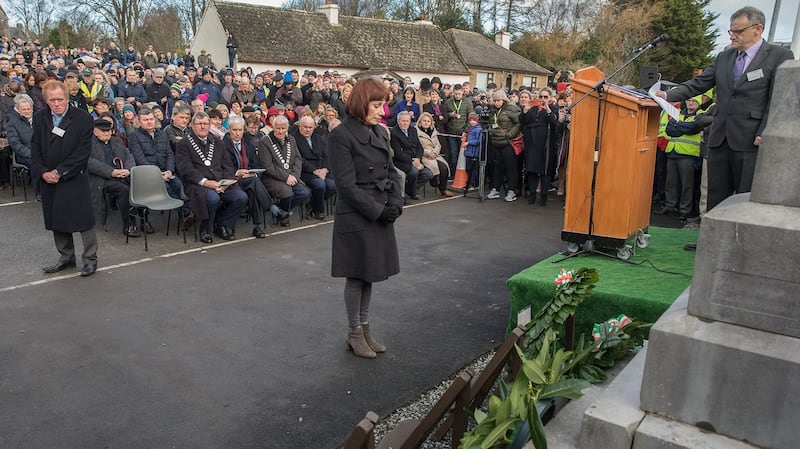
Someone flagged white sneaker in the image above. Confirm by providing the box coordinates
[487,188,501,199]
[504,190,517,202]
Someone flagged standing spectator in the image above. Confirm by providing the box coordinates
[106,41,121,63]
[146,67,170,108]
[32,80,98,277]
[655,6,793,211]
[193,68,221,105]
[233,77,256,106]
[226,31,238,68]
[520,88,558,206]
[116,69,147,108]
[219,70,237,106]
[197,50,209,69]
[444,83,474,170]
[182,48,195,69]
[122,44,138,66]
[142,45,158,69]
[487,89,521,201]
[327,77,403,359]
[275,72,302,106]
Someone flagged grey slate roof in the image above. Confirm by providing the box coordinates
[215,2,470,74]
[443,29,551,75]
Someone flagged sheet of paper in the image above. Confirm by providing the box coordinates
[648,81,681,120]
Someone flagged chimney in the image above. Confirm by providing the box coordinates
[495,30,511,49]
[320,0,339,26]
[414,12,433,26]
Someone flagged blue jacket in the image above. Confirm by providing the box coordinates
[193,81,221,104]
[465,124,482,158]
[115,81,147,104]
[128,127,175,172]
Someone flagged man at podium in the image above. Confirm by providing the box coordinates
[655,6,792,211]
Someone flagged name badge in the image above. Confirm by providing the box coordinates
[491,123,499,129]
[746,68,764,82]
[52,126,65,137]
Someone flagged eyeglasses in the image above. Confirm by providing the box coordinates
[727,24,758,36]
[540,95,550,99]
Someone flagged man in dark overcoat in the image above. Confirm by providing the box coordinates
[258,115,310,217]
[31,80,99,277]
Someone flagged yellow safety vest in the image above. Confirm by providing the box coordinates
[80,82,102,113]
[665,114,701,157]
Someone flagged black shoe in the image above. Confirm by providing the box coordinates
[125,225,140,238]
[312,211,326,220]
[142,221,155,234]
[215,225,235,241]
[80,263,97,277]
[279,216,291,227]
[42,259,76,273]
[654,206,677,215]
[200,232,213,244]
[275,209,290,223]
[252,226,266,238]
[684,243,697,251]
[409,194,420,200]
[183,211,195,229]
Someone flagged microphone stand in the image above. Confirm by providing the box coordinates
[554,43,659,263]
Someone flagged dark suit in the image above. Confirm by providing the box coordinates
[257,132,311,211]
[222,133,277,225]
[31,104,98,265]
[390,125,433,197]
[293,130,336,215]
[175,132,248,233]
[666,40,793,209]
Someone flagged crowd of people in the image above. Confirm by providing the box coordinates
[0,35,577,241]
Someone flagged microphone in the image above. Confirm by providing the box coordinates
[635,34,669,52]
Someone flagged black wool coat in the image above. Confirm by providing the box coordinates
[31,105,96,232]
[328,116,404,282]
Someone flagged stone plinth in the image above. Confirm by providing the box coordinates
[640,290,800,449]
[688,193,800,338]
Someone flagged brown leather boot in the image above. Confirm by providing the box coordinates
[362,323,386,353]
[347,326,376,359]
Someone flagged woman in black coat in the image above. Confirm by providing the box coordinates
[520,88,558,205]
[327,77,403,359]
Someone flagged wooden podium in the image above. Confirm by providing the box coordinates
[562,67,660,254]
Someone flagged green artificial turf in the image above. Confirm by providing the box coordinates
[507,226,698,337]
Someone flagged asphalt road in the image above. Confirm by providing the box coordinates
[0,187,584,449]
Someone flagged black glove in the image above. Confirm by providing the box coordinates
[378,205,401,224]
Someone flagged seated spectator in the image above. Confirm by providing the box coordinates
[395,86,420,121]
[164,106,191,153]
[91,97,112,120]
[223,116,289,235]
[208,108,227,139]
[127,107,188,221]
[116,69,147,109]
[257,115,311,222]
[229,99,243,118]
[245,113,265,140]
[233,77,256,106]
[6,94,36,194]
[193,68,221,105]
[87,119,138,236]
[275,72,303,106]
[175,111,249,242]
[216,103,230,128]
[191,98,205,115]
[390,111,433,199]
[415,112,452,197]
[146,67,170,109]
[292,116,336,219]
[65,79,88,111]
[331,83,351,119]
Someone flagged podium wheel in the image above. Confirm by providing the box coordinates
[617,245,633,261]
[566,242,581,253]
[636,232,651,248]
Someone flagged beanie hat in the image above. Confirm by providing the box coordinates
[419,77,432,91]
[468,112,479,122]
[170,83,181,92]
[122,104,135,114]
[283,72,293,83]
[491,89,509,102]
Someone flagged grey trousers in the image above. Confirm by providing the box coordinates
[53,229,98,265]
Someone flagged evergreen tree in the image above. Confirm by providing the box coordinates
[647,0,718,82]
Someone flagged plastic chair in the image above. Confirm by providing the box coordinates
[127,165,185,251]
[342,411,378,449]
[10,151,31,201]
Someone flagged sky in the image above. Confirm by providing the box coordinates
[708,0,799,51]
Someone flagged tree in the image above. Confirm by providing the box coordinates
[137,7,185,54]
[71,0,153,46]
[648,0,717,82]
[3,0,57,38]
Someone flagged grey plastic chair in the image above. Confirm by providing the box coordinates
[128,165,185,251]
[10,151,31,201]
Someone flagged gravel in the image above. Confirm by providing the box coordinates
[372,350,496,449]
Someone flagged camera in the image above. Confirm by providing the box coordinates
[474,105,491,126]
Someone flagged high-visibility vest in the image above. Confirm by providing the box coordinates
[665,114,701,157]
[80,82,102,112]
[658,111,669,138]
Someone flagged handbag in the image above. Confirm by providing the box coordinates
[498,121,524,155]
